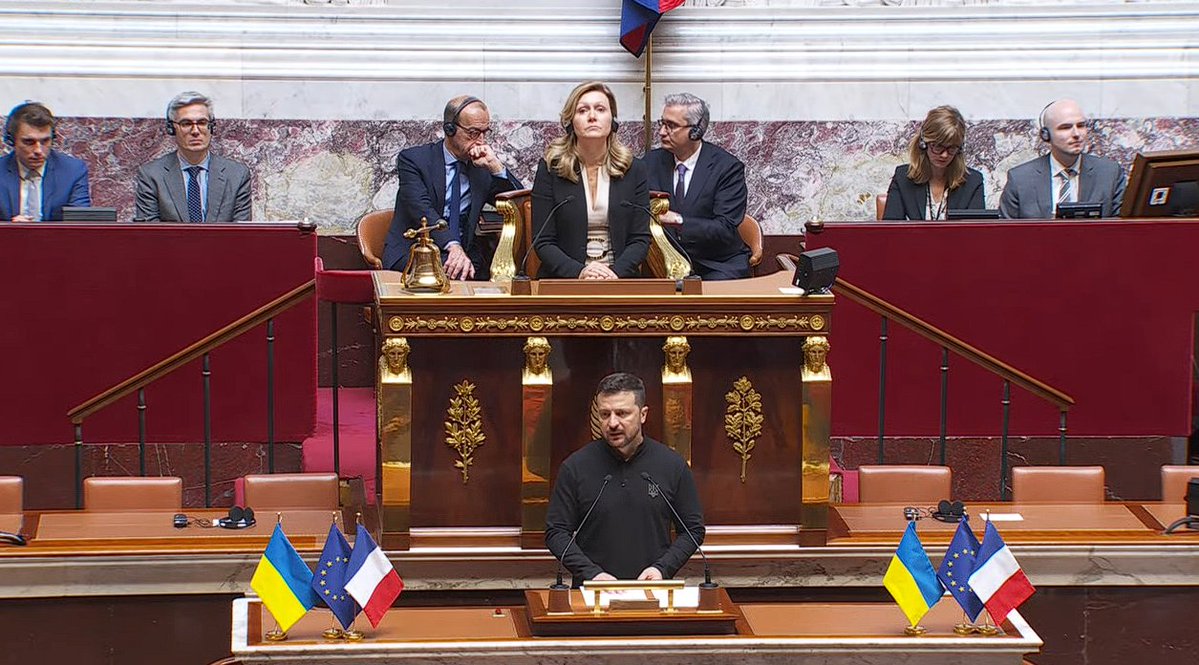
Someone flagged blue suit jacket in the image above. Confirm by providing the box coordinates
[0,150,91,221]
[644,144,749,280]
[383,140,523,279]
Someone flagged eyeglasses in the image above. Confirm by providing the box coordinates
[926,142,961,157]
[456,124,492,140]
[173,119,211,131]
[656,119,695,133]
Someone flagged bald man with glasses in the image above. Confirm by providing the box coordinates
[383,95,523,280]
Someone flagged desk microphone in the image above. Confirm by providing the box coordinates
[551,473,612,589]
[620,200,697,280]
[640,471,715,590]
[519,195,575,279]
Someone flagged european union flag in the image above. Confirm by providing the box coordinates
[937,517,984,622]
[311,522,358,630]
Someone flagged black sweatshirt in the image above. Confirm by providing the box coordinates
[545,437,705,587]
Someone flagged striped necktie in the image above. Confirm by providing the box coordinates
[1055,168,1077,211]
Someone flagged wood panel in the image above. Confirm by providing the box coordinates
[409,338,524,527]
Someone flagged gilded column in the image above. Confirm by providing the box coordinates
[661,336,693,464]
[378,337,413,537]
[521,337,553,535]
[801,336,832,535]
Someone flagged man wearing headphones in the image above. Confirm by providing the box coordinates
[999,98,1125,219]
[1,101,90,222]
[643,93,749,280]
[383,95,523,280]
[134,91,252,223]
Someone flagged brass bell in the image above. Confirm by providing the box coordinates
[401,217,451,293]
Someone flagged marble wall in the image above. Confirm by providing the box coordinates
[3,1,1197,232]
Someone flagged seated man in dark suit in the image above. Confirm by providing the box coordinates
[135,91,253,223]
[383,95,524,280]
[1000,99,1125,219]
[643,93,749,280]
[0,101,90,222]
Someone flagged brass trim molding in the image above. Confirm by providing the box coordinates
[387,313,822,336]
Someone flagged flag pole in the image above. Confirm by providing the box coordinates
[643,34,654,150]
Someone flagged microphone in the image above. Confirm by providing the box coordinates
[620,200,697,279]
[520,194,576,279]
[551,473,613,590]
[639,471,715,590]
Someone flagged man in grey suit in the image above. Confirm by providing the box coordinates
[135,91,252,222]
[1000,99,1125,219]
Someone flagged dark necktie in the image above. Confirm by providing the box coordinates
[675,163,687,203]
[447,162,462,242]
[1056,168,1077,212]
[186,166,203,223]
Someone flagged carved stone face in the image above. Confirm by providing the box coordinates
[383,339,410,373]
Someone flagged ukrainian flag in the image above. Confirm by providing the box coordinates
[883,521,945,626]
[250,523,320,632]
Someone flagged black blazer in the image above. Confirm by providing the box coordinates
[882,165,985,220]
[531,157,651,279]
[643,144,749,280]
[382,140,523,277]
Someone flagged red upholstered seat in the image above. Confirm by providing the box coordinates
[314,257,374,303]
[858,465,952,503]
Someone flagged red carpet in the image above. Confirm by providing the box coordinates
[303,387,378,503]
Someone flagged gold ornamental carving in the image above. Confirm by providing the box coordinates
[385,313,816,336]
[724,376,764,484]
[445,381,487,484]
[809,314,826,331]
[803,336,831,382]
[662,336,692,384]
[379,337,412,384]
[522,337,552,385]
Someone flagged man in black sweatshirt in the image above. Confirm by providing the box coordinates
[545,372,706,587]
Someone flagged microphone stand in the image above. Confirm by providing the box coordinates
[640,472,720,613]
[513,194,575,296]
[548,473,612,614]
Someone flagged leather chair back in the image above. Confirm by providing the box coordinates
[243,473,339,511]
[0,476,23,513]
[1161,465,1198,502]
[875,193,888,220]
[356,209,393,269]
[858,465,952,503]
[84,476,183,511]
[1011,465,1105,503]
[739,214,764,270]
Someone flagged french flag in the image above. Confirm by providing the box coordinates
[620,0,685,57]
[345,524,404,628]
[967,520,1035,624]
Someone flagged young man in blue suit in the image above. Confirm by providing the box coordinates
[643,93,749,280]
[1,102,90,222]
[383,95,523,280]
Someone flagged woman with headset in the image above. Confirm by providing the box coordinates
[882,105,985,220]
[530,81,651,279]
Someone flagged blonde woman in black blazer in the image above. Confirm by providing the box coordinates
[883,105,984,220]
[532,81,650,279]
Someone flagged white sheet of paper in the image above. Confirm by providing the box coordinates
[579,586,701,609]
[981,512,1024,522]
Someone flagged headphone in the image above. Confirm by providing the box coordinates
[1037,102,1054,142]
[4,101,55,147]
[165,102,216,136]
[443,96,483,137]
[172,505,256,529]
[904,500,967,523]
[687,119,706,142]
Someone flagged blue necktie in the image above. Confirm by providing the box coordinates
[186,166,203,223]
[447,162,462,243]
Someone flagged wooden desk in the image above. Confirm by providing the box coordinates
[372,270,836,548]
[231,597,1041,665]
[830,503,1163,545]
